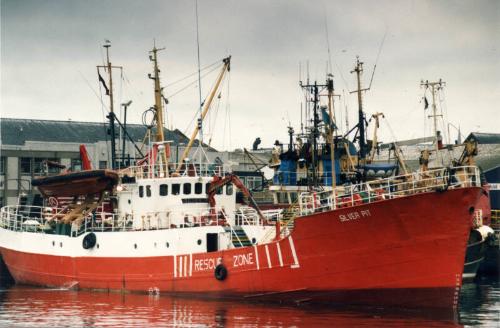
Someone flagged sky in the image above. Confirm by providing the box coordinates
[1,0,499,151]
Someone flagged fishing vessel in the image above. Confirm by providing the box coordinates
[267,62,494,283]
[0,49,483,310]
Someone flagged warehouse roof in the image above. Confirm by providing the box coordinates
[0,118,211,149]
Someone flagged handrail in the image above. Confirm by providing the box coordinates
[0,203,277,237]
[298,166,480,216]
[120,163,230,180]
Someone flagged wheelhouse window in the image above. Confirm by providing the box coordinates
[172,184,180,195]
[146,185,152,197]
[183,183,191,195]
[195,182,203,194]
[139,186,144,198]
[159,184,168,196]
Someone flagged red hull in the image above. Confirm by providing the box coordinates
[0,187,480,309]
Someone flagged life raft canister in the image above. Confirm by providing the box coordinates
[214,264,228,281]
[82,232,97,249]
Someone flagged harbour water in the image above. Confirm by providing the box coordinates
[0,277,497,327]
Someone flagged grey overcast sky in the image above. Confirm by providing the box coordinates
[1,0,499,151]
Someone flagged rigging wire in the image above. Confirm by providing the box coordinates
[164,59,221,88]
[323,9,333,75]
[95,68,111,166]
[367,28,387,90]
[166,64,222,99]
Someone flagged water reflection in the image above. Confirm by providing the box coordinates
[0,286,468,328]
[458,276,499,326]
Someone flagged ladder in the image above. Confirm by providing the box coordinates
[225,225,252,248]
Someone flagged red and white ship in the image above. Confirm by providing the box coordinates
[0,163,482,309]
[0,46,484,310]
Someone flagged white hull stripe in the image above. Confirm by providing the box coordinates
[265,244,272,268]
[254,245,260,270]
[179,256,183,277]
[189,253,193,277]
[288,236,300,268]
[276,242,283,267]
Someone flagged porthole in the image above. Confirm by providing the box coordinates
[252,238,256,244]
[154,242,157,248]
[134,243,137,249]
[128,199,131,204]
[97,244,100,249]
[197,239,202,245]
[52,241,55,246]
[59,242,63,248]
[166,242,170,248]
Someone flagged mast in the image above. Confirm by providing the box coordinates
[149,45,169,174]
[312,83,319,187]
[150,46,167,143]
[350,57,367,163]
[97,42,122,170]
[421,79,445,163]
[327,77,336,188]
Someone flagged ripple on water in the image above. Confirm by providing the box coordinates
[0,280,497,327]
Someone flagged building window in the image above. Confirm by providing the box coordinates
[139,186,144,198]
[99,161,107,169]
[183,183,191,195]
[172,184,180,195]
[0,157,5,175]
[194,182,203,195]
[247,176,262,191]
[47,158,61,174]
[33,158,45,175]
[159,184,168,196]
[71,159,82,171]
[20,157,32,174]
[146,185,152,197]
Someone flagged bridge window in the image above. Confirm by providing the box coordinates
[195,182,203,194]
[172,184,180,195]
[226,184,233,195]
[183,183,191,195]
[159,184,168,196]
[139,186,144,198]
[146,185,152,197]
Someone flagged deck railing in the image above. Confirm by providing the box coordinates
[298,166,481,216]
[121,162,230,180]
[0,203,279,237]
